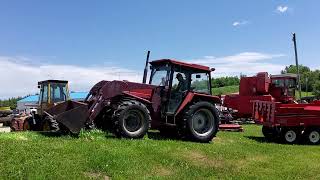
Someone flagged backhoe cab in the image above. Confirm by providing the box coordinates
[24,80,70,131]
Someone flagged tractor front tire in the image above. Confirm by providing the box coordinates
[112,100,151,139]
[180,101,219,143]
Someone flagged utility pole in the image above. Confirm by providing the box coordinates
[306,77,308,97]
[292,33,302,101]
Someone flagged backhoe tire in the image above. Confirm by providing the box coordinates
[180,101,219,143]
[112,100,150,139]
[42,116,60,132]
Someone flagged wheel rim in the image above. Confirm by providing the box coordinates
[191,108,214,137]
[123,110,144,132]
[309,131,320,143]
[285,130,297,143]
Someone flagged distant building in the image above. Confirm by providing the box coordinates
[17,92,88,113]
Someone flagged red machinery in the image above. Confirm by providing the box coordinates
[253,100,320,144]
[223,72,297,119]
[42,59,221,143]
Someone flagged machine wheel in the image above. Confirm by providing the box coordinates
[262,126,277,141]
[281,128,301,144]
[180,101,219,143]
[305,128,320,145]
[23,118,31,130]
[42,116,60,132]
[112,100,151,138]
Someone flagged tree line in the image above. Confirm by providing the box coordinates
[0,97,23,109]
[281,65,320,98]
[211,76,240,88]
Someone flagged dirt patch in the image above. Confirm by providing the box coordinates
[212,137,234,144]
[234,155,268,170]
[153,166,173,176]
[83,172,110,180]
[183,151,225,168]
[16,135,28,141]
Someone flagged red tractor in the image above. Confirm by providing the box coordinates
[45,59,221,142]
[223,72,297,120]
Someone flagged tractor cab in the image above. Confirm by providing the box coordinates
[38,80,70,116]
[270,74,297,103]
[149,59,214,115]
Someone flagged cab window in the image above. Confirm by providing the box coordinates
[150,66,170,86]
[50,83,68,103]
[272,79,285,87]
[40,84,48,103]
[191,73,210,94]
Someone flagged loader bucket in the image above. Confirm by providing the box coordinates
[45,100,88,134]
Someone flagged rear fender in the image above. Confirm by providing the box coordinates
[175,92,221,116]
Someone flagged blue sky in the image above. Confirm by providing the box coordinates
[0,0,319,98]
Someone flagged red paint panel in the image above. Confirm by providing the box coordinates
[176,92,194,115]
[150,59,211,72]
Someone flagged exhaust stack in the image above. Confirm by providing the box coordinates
[142,51,150,84]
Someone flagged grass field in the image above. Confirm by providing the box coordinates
[1,125,320,179]
[212,85,239,95]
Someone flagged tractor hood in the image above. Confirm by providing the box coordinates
[89,80,157,102]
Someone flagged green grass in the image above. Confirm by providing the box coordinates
[1,125,320,179]
[295,91,314,99]
[212,85,239,95]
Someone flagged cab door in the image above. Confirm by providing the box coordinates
[38,83,49,116]
[167,71,189,113]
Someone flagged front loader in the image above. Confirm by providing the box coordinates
[46,59,221,142]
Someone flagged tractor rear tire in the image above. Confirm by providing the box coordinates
[112,100,151,139]
[180,101,219,143]
[304,128,320,145]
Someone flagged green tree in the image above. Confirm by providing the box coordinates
[281,64,320,92]
[0,97,23,109]
[211,76,240,88]
[313,81,320,98]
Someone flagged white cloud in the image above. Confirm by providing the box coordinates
[0,52,288,99]
[0,56,142,99]
[232,20,248,27]
[190,52,286,77]
[276,5,288,13]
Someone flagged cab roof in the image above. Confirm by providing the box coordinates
[150,59,212,72]
[271,73,297,79]
[38,80,68,85]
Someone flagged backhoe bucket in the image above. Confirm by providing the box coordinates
[45,100,88,134]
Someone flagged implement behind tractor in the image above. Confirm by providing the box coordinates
[39,59,221,142]
[223,72,297,120]
[253,100,320,144]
